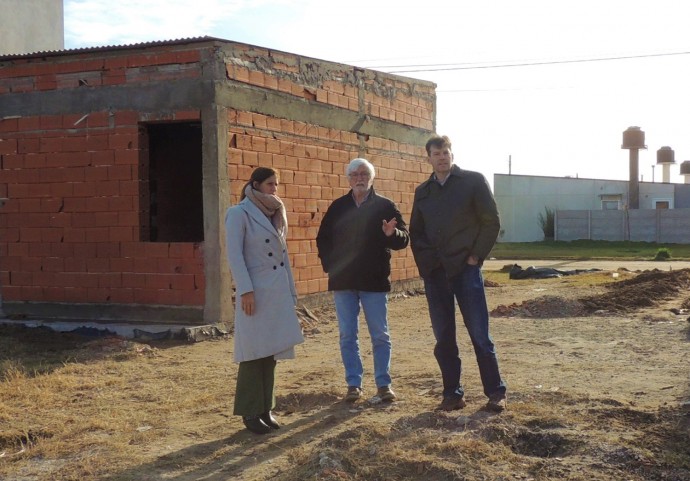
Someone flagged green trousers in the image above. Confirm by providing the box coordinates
[233,356,276,417]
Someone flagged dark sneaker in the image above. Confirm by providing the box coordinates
[344,386,362,403]
[486,392,507,412]
[436,395,467,411]
[377,385,397,402]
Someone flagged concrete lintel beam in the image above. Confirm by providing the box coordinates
[0,79,212,118]
[216,82,430,146]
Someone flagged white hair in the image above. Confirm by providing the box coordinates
[345,158,376,179]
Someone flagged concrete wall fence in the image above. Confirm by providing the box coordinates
[0,37,436,324]
[556,208,690,243]
[495,173,690,242]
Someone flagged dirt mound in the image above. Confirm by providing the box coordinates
[492,269,690,318]
[491,296,588,318]
[581,268,690,314]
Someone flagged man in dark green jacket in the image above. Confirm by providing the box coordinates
[410,135,507,412]
[317,158,409,403]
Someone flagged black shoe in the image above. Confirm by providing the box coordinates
[242,416,271,434]
[260,411,280,429]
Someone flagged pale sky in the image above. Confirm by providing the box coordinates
[64,0,690,186]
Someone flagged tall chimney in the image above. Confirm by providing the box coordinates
[621,126,646,209]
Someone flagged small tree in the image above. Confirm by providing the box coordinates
[538,207,555,240]
[654,247,671,261]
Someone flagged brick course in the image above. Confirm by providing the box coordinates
[0,109,205,307]
[226,108,431,296]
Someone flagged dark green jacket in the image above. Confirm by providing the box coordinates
[410,165,500,279]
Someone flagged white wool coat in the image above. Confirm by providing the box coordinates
[224,198,304,363]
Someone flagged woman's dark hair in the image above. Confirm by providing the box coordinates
[240,167,279,200]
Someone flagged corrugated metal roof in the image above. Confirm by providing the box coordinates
[0,36,226,61]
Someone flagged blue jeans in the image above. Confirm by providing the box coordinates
[423,265,506,399]
[333,290,392,389]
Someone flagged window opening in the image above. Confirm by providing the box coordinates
[600,194,622,210]
[142,122,203,242]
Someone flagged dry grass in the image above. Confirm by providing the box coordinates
[1,271,689,480]
[265,389,689,481]
[0,329,234,480]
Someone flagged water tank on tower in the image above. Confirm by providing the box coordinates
[656,146,675,183]
[622,126,646,149]
[680,161,690,184]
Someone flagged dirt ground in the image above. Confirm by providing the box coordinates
[2,265,690,480]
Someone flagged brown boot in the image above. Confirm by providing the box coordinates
[436,395,467,411]
[344,386,362,403]
[486,392,507,412]
[377,385,397,402]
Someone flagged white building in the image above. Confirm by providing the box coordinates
[0,0,64,55]
[494,173,690,242]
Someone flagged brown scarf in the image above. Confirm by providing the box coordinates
[244,184,288,240]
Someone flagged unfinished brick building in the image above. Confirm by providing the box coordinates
[0,37,436,325]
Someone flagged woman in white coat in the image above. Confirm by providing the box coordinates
[224,167,304,435]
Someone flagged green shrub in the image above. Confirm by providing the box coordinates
[538,207,555,239]
[654,248,671,261]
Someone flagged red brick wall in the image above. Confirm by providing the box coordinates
[223,45,435,296]
[225,52,434,131]
[227,115,430,295]
[0,110,206,306]
[225,125,432,297]
[0,41,435,311]
[0,46,208,307]
[0,49,202,93]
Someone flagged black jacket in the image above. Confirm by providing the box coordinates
[410,165,500,279]
[316,189,409,292]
